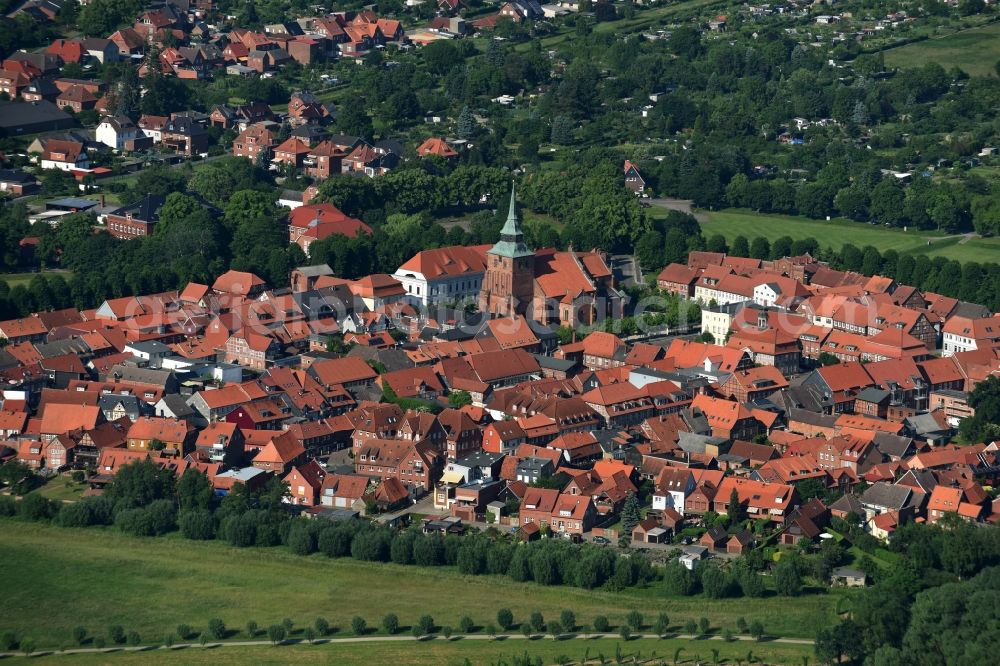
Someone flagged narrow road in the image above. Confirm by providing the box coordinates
[0,632,814,658]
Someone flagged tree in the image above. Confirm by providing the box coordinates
[108,625,125,644]
[560,610,576,633]
[593,616,610,633]
[267,625,286,646]
[72,627,87,645]
[530,611,545,633]
[245,621,258,638]
[635,230,665,271]
[551,116,575,145]
[382,613,398,635]
[684,619,697,634]
[626,610,643,631]
[351,616,367,636]
[699,617,710,635]
[726,488,744,525]
[418,615,435,636]
[304,627,316,644]
[497,608,514,631]
[818,352,840,367]
[701,564,729,599]
[549,619,563,639]
[456,106,476,139]
[127,631,141,647]
[448,391,472,408]
[176,624,192,640]
[459,616,474,634]
[749,237,770,260]
[775,558,803,596]
[730,236,750,257]
[749,620,764,641]
[618,624,631,641]
[207,619,226,640]
[620,494,642,543]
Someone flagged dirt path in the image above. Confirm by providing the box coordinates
[1,632,815,659]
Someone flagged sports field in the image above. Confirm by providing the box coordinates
[700,209,1000,264]
[883,22,1000,78]
[0,522,843,651]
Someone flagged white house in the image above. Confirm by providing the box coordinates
[393,245,488,307]
[651,468,695,514]
[39,142,89,172]
[941,314,1000,356]
[753,282,781,308]
[96,115,142,151]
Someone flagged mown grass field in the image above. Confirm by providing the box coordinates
[0,269,74,289]
[18,637,814,665]
[700,209,1000,264]
[29,476,88,503]
[883,21,1000,78]
[0,522,844,650]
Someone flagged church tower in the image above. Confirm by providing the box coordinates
[479,185,534,317]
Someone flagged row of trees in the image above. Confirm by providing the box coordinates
[0,459,660,594]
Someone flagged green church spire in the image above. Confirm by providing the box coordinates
[488,183,533,259]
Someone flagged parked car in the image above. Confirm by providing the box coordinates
[592,535,610,545]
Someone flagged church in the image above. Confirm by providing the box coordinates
[479,187,624,329]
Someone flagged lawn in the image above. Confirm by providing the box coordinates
[29,476,87,503]
[0,269,74,289]
[699,209,1000,263]
[18,637,815,665]
[883,21,1000,78]
[0,522,844,650]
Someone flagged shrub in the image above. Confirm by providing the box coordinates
[207,618,226,640]
[0,632,17,650]
[314,617,330,636]
[442,626,452,640]
[176,624,192,640]
[737,617,747,633]
[654,613,669,637]
[497,608,513,630]
[593,615,610,633]
[351,616,367,636]
[619,624,631,641]
[382,613,399,635]
[19,494,56,521]
[699,617,710,635]
[127,631,141,646]
[287,523,316,555]
[722,628,733,642]
[245,621,258,638]
[530,611,545,633]
[107,625,125,644]
[94,637,106,649]
[19,639,34,656]
[72,626,87,645]
[282,618,294,632]
[179,509,215,540]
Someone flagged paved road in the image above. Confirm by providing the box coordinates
[0,632,814,658]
